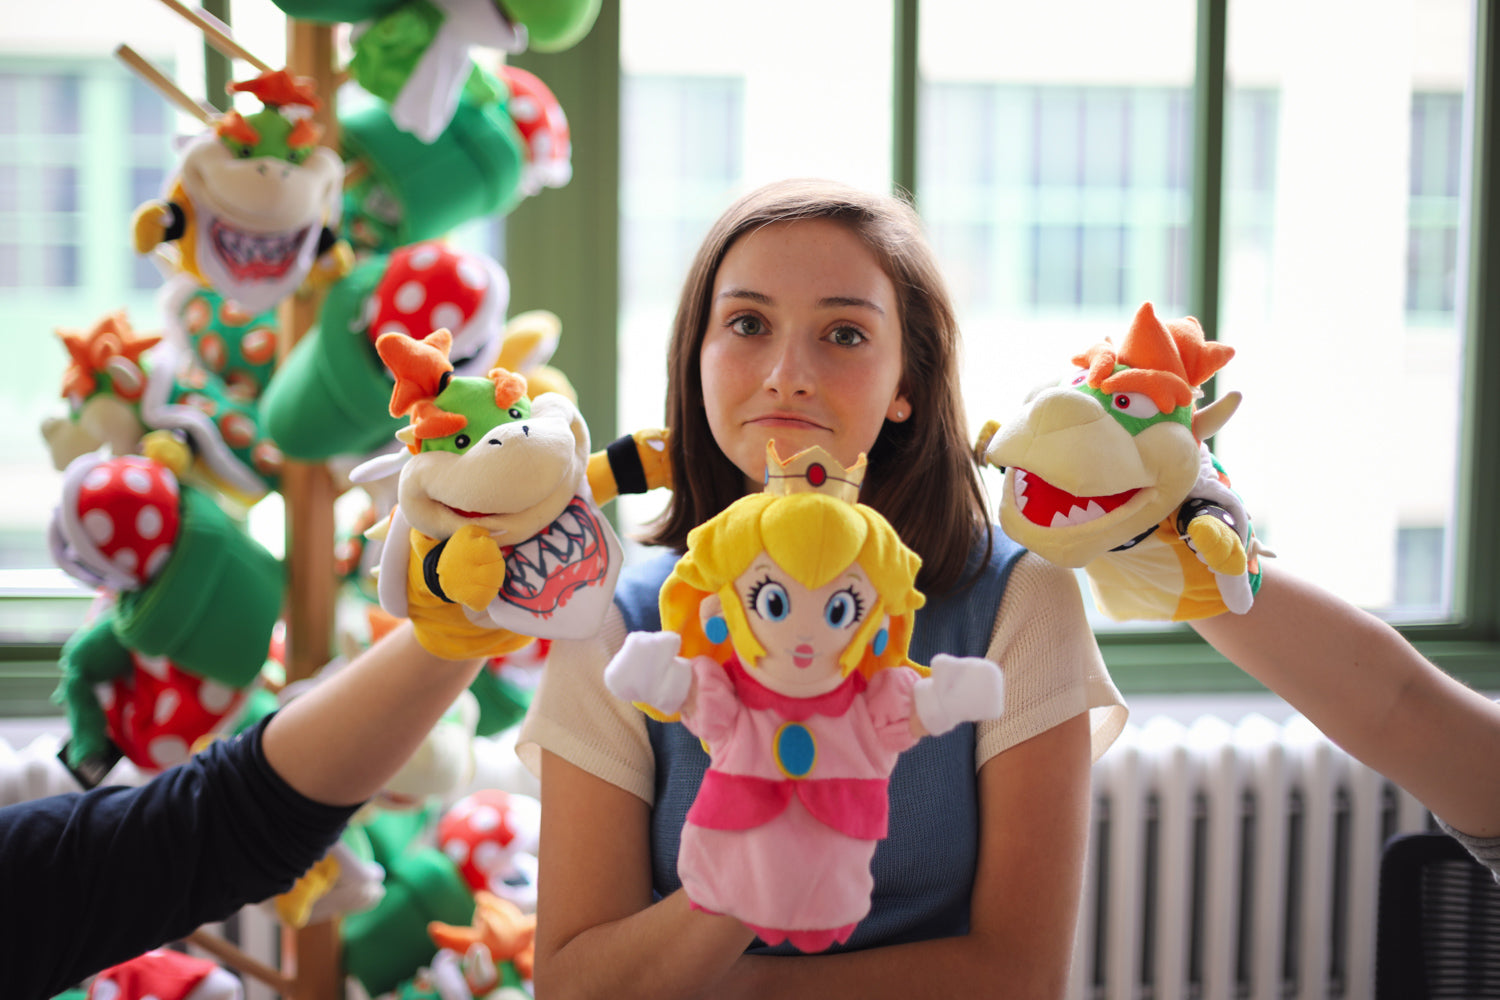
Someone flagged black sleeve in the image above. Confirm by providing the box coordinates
[0,713,361,1000]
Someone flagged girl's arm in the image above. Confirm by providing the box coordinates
[260,621,484,806]
[717,712,1093,1000]
[531,751,756,1000]
[1191,564,1500,836]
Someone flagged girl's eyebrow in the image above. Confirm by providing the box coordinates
[716,288,885,316]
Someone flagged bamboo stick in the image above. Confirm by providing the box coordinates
[186,929,297,995]
[113,44,215,125]
[152,0,275,74]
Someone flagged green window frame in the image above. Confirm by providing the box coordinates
[507,0,1500,696]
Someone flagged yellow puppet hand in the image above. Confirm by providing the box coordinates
[276,851,341,929]
[305,238,355,292]
[436,523,507,612]
[131,200,172,253]
[1185,515,1247,577]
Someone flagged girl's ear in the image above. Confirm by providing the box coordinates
[886,392,912,423]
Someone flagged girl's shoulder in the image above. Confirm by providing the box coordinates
[613,548,682,633]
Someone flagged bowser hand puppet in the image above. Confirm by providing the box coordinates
[132,68,352,315]
[356,329,623,659]
[978,302,1269,622]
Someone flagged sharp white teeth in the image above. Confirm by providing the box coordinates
[542,545,566,575]
[1083,500,1107,520]
[1049,500,1109,528]
[1049,510,1072,528]
[554,510,581,535]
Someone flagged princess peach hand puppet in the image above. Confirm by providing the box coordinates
[604,442,1005,952]
[976,301,1269,622]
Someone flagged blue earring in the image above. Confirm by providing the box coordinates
[705,615,729,645]
[872,627,889,656]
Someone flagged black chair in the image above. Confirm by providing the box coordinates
[1376,830,1500,998]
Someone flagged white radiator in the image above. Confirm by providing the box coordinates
[1069,713,1432,1000]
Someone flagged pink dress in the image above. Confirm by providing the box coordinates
[676,654,920,951]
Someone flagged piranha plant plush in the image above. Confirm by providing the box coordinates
[978,301,1267,622]
[132,68,352,314]
[358,329,624,659]
[48,454,283,781]
[604,442,1005,952]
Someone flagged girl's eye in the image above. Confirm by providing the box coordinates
[1111,391,1160,419]
[828,326,866,347]
[453,433,471,449]
[823,589,863,629]
[752,581,790,622]
[730,315,764,337]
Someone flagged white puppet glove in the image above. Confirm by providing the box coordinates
[913,654,1006,736]
[603,631,693,715]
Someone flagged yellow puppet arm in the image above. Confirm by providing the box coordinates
[1184,515,1248,576]
[436,523,508,612]
[587,428,671,505]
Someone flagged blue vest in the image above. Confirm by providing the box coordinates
[614,526,1026,954]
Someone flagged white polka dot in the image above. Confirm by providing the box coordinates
[511,96,540,124]
[377,320,409,339]
[470,804,501,832]
[136,505,164,539]
[83,466,114,491]
[198,680,234,713]
[394,280,426,314]
[154,688,180,724]
[112,548,139,577]
[122,467,155,494]
[149,735,189,768]
[443,840,470,865]
[534,134,555,159]
[474,840,505,872]
[356,294,380,332]
[457,259,489,290]
[408,246,440,270]
[143,545,173,580]
[430,303,465,332]
[92,978,121,1000]
[136,653,171,680]
[83,509,115,545]
[95,683,116,711]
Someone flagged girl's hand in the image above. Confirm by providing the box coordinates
[912,655,1005,736]
[603,631,693,714]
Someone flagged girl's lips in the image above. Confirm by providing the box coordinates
[793,643,815,668]
[749,415,827,431]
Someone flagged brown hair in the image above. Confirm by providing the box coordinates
[644,178,990,595]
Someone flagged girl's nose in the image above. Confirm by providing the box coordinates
[764,337,813,397]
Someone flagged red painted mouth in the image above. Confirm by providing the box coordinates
[441,503,494,519]
[499,497,607,615]
[1013,469,1139,528]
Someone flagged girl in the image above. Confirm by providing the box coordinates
[517,178,1128,998]
[603,443,1005,953]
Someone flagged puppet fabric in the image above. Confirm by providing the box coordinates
[983,301,1265,622]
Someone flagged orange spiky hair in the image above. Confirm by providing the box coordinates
[56,311,162,400]
[489,368,527,410]
[376,330,467,446]
[214,110,260,145]
[1072,302,1235,415]
[228,68,321,112]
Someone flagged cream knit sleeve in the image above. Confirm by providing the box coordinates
[975,553,1128,768]
[515,604,657,805]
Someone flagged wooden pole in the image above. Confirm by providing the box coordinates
[278,16,345,1000]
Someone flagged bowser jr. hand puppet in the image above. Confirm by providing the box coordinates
[358,329,624,659]
[977,302,1269,622]
[132,68,352,315]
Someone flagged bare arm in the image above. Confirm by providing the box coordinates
[260,621,484,807]
[531,751,755,1000]
[1192,564,1500,835]
[716,712,1093,1000]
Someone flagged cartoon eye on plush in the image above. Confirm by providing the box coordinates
[1065,370,1089,387]
[824,588,864,629]
[1110,391,1160,419]
[750,577,789,622]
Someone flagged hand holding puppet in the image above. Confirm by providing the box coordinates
[978,301,1267,621]
[360,329,624,659]
[131,68,351,314]
[603,442,1004,952]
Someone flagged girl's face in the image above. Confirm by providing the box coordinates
[718,554,877,698]
[700,218,909,489]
